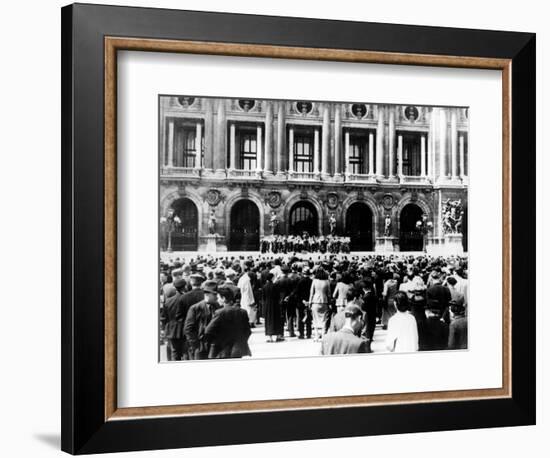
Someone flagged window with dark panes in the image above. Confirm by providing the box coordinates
[400,132,422,176]
[239,129,257,170]
[174,124,200,168]
[293,129,314,173]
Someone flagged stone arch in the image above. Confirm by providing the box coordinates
[394,194,434,235]
[341,193,380,238]
[160,188,204,237]
[283,192,323,236]
[224,189,265,239]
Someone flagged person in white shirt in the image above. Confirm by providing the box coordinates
[237,269,257,326]
[385,291,419,353]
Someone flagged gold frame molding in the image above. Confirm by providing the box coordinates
[104,37,511,421]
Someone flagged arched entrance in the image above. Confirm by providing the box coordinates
[345,202,373,251]
[169,198,198,251]
[289,201,318,236]
[229,200,260,251]
[399,203,424,251]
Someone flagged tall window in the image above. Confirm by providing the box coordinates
[349,132,370,174]
[293,130,314,173]
[173,123,202,167]
[238,128,257,170]
[400,132,422,176]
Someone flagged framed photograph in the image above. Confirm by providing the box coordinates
[61,3,536,454]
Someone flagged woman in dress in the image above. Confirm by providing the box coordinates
[308,267,331,341]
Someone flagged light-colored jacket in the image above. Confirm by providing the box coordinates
[309,278,330,304]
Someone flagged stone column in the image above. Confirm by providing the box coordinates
[314,127,320,174]
[214,100,226,172]
[204,99,214,171]
[376,106,385,176]
[167,119,174,167]
[451,109,458,179]
[428,108,437,179]
[334,104,342,176]
[344,130,350,175]
[421,134,427,177]
[321,104,330,176]
[397,134,403,177]
[229,123,236,170]
[439,108,447,180]
[195,121,202,168]
[459,133,466,177]
[388,107,395,177]
[368,132,374,175]
[288,126,294,173]
[256,125,263,172]
[264,102,274,175]
[276,102,285,175]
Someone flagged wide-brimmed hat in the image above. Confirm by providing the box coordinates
[202,280,218,294]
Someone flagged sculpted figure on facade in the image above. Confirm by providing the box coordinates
[384,214,392,236]
[442,199,464,234]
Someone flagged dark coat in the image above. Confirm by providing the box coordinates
[164,292,188,340]
[184,300,221,358]
[275,275,295,313]
[205,306,252,358]
[293,276,313,307]
[180,288,204,314]
[426,284,451,312]
[422,317,449,351]
[262,280,284,336]
[321,328,368,355]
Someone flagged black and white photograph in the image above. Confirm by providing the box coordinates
[158,95,469,362]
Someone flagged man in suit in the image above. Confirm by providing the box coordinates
[179,273,205,316]
[294,267,313,339]
[275,265,296,337]
[163,278,189,360]
[184,280,221,360]
[204,286,252,359]
[320,304,368,355]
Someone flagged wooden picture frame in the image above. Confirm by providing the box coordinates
[61,3,535,454]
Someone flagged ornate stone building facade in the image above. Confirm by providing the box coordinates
[159,96,468,253]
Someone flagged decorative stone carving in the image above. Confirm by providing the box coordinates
[351,103,368,119]
[326,192,339,210]
[442,199,464,234]
[238,99,256,111]
[177,96,195,108]
[266,191,282,209]
[205,189,222,206]
[404,105,419,122]
[296,101,313,115]
[382,194,394,210]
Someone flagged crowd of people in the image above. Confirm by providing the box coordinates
[160,253,468,361]
[260,235,351,254]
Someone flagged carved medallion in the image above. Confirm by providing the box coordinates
[205,189,221,206]
[326,193,339,210]
[267,191,282,209]
[382,194,394,210]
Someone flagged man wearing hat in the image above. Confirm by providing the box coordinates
[164,278,189,360]
[320,304,368,355]
[179,273,205,317]
[221,268,241,303]
[204,286,252,359]
[184,280,221,360]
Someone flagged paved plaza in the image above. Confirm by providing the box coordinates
[160,320,389,362]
